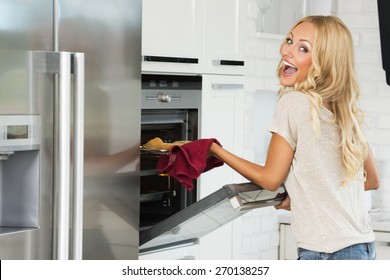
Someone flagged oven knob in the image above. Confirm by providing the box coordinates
[157,92,172,103]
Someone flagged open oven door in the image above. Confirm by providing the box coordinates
[139,182,287,254]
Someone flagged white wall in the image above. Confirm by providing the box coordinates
[335,0,390,211]
[240,0,389,259]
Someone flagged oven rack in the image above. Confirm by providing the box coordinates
[140,147,170,155]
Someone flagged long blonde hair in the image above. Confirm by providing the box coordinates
[277,15,368,185]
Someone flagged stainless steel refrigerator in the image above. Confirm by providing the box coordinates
[0,0,141,259]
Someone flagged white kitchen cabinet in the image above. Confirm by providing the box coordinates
[197,74,245,260]
[279,223,390,260]
[279,223,298,260]
[374,231,390,260]
[142,0,245,75]
[142,0,203,74]
[199,74,245,198]
[202,0,246,75]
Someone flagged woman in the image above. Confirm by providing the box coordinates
[209,16,380,260]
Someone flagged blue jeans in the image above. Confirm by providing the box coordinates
[297,242,376,260]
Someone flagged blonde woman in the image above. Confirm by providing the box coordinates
[209,16,380,260]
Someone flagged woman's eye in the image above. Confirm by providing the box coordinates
[286,38,293,45]
[299,46,309,53]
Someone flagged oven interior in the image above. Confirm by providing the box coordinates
[140,109,198,229]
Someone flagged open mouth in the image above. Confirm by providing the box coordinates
[283,60,298,75]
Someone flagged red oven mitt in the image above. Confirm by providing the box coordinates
[156,138,224,191]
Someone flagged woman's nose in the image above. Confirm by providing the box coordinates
[281,45,293,57]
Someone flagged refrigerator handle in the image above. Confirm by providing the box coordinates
[56,52,72,260]
[71,53,85,260]
[31,51,84,260]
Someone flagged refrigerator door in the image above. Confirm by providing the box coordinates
[0,0,55,259]
[139,183,287,254]
[31,51,85,260]
[0,51,84,260]
[57,0,142,259]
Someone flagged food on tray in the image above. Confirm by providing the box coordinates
[142,137,190,151]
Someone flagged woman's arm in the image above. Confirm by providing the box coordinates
[209,133,294,191]
[364,146,380,190]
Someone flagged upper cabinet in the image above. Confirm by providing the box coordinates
[142,0,203,74]
[202,0,246,75]
[255,0,333,36]
[142,0,246,75]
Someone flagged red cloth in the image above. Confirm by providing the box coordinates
[157,138,224,191]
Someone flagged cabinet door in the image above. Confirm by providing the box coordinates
[199,74,245,198]
[279,224,298,260]
[202,0,246,75]
[142,0,203,74]
[374,231,390,260]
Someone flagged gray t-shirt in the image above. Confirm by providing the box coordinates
[269,91,374,253]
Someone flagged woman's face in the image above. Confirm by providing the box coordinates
[279,21,316,87]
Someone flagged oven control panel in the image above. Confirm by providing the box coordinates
[142,74,202,109]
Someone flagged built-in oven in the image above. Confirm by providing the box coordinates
[139,74,288,255]
[140,74,201,231]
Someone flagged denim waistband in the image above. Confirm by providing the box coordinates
[297,242,376,260]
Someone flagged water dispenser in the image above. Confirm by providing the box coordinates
[0,115,40,234]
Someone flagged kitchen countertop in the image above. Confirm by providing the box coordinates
[278,209,390,232]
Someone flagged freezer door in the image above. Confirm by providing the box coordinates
[0,0,54,260]
[139,183,287,254]
[57,0,142,259]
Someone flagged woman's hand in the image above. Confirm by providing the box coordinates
[274,195,291,211]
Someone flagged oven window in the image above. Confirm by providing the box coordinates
[141,122,186,145]
[141,109,198,144]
